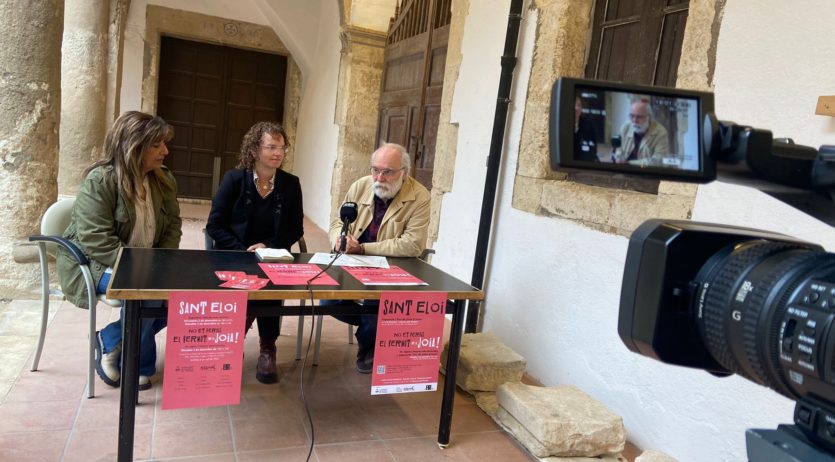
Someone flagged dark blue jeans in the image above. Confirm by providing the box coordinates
[322,300,378,357]
[97,271,166,376]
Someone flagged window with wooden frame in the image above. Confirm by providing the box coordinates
[584,0,689,87]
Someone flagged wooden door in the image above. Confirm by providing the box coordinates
[376,0,452,190]
[585,0,689,87]
[157,37,287,199]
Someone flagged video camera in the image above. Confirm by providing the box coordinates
[550,77,835,461]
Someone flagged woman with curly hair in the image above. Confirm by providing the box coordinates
[206,121,304,384]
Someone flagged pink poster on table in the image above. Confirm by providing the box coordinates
[162,291,248,410]
[342,266,427,286]
[258,263,339,286]
[371,291,447,395]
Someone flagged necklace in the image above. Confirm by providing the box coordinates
[256,175,273,197]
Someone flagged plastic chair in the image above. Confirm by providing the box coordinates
[202,230,322,363]
[28,198,120,399]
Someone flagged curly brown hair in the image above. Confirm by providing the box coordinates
[237,121,289,170]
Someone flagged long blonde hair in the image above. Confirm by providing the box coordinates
[84,111,175,200]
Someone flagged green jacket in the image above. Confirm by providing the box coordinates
[57,165,182,308]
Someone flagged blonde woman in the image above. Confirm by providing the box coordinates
[57,111,181,391]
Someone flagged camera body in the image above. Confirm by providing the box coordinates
[619,219,835,454]
[550,77,835,459]
[550,77,835,202]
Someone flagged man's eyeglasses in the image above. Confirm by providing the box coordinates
[261,144,289,153]
[370,167,404,178]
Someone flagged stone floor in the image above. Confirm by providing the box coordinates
[0,201,538,461]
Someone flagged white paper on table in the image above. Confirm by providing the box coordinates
[308,252,389,268]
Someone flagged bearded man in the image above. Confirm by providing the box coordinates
[614,99,670,165]
[326,142,430,373]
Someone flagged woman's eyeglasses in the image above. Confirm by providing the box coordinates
[261,144,288,153]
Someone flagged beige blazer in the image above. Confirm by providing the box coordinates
[617,120,670,164]
[329,175,430,257]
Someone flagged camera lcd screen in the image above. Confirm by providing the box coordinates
[550,78,716,183]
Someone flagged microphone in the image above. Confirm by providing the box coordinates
[338,202,358,252]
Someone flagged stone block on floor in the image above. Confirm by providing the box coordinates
[441,332,526,392]
[496,383,625,458]
[540,454,626,461]
[473,391,499,417]
[635,450,678,462]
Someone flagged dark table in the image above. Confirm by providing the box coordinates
[107,248,483,461]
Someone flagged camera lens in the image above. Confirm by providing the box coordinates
[693,239,835,401]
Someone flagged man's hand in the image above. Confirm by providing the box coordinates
[334,235,362,254]
[246,243,266,251]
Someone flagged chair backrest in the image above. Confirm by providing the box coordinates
[40,198,75,255]
[419,248,435,262]
[203,228,214,250]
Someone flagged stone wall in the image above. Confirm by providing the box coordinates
[0,0,64,298]
[330,26,387,218]
[510,0,723,236]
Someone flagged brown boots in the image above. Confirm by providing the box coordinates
[245,317,278,384]
[255,338,278,384]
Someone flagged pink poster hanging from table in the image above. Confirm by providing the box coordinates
[371,291,447,395]
[162,291,248,410]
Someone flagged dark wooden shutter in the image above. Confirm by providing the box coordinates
[376,0,452,190]
[157,37,287,199]
[584,0,688,87]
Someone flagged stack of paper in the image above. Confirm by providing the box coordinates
[254,248,294,262]
[308,252,389,268]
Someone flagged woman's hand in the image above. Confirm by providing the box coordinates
[246,243,267,252]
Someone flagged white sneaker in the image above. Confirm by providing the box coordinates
[138,375,152,391]
[95,331,121,387]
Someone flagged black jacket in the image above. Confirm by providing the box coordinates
[206,168,304,251]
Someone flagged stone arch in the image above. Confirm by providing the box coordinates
[139,5,303,172]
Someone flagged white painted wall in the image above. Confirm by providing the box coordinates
[119,0,340,227]
[432,1,835,461]
[432,0,504,282]
[290,1,342,227]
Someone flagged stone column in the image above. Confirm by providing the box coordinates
[0,0,64,296]
[105,0,131,128]
[59,0,109,195]
[330,25,387,217]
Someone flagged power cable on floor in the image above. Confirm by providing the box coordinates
[300,251,341,461]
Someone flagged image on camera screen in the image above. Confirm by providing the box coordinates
[573,86,701,172]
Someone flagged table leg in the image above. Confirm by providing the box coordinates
[118,300,140,461]
[438,299,466,447]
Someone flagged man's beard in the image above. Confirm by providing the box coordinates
[374,175,404,200]
[632,120,649,134]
